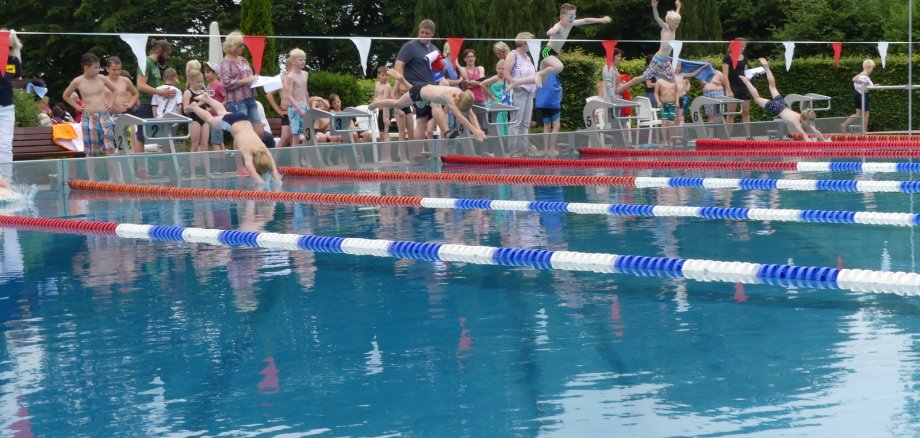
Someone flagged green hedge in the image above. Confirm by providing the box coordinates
[13,89,41,128]
[307,71,369,108]
[559,51,920,132]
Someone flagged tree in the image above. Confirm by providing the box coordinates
[240,0,279,74]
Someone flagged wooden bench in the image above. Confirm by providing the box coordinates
[267,118,283,138]
[12,126,85,161]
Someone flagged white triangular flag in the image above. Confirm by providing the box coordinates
[351,37,372,75]
[527,39,542,70]
[670,40,682,71]
[121,34,148,77]
[878,41,889,68]
[783,42,795,71]
[208,22,222,68]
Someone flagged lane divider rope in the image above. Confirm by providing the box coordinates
[68,180,920,228]
[695,138,920,150]
[277,168,920,194]
[579,147,920,159]
[1,214,917,296]
[442,154,920,174]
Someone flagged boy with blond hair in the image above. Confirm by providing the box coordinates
[511,3,610,88]
[370,69,485,142]
[283,49,309,147]
[619,0,682,93]
[186,93,282,185]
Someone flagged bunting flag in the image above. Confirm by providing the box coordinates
[0,32,8,78]
[243,35,266,75]
[832,42,842,68]
[602,40,618,68]
[350,37,371,75]
[527,39,542,70]
[445,38,463,66]
[670,41,683,71]
[120,34,149,77]
[729,39,742,69]
[783,42,795,71]
[208,22,222,68]
[878,41,889,68]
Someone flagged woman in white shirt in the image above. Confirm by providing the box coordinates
[840,59,875,133]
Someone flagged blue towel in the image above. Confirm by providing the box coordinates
[667,57,717,82]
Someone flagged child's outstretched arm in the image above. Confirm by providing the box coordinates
[651,0,667,28]
[574,16,612,26]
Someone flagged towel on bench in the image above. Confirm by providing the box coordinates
[52,123,84,152]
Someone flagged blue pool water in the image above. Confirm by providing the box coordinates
[1,163,920,436]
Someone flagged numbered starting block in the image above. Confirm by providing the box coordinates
[583,98,639,147]
[684,94,742,143]
[113,112,191,183]
[472,102,518,156]
[300,107,372,169]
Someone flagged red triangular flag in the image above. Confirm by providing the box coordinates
[832,42,842,68]
[0,32,9,78]
[602,40,618,68]
[243,35,266,75]
[445,37,463,66]
[729,40,742,69]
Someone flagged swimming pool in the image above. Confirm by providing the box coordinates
[1,153,920,436]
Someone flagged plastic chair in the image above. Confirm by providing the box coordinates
[632,96,661,146]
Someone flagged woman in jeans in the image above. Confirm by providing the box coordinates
[220,31,262,135]
[502,32,536,156]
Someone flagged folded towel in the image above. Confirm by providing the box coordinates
[51,123,84,152]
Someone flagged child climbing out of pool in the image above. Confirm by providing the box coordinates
[185,94,283,185]
[737,58,829,142]
[369,69,486,142]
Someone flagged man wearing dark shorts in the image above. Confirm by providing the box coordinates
[394,19,449,141]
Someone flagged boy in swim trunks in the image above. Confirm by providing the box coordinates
[737,58,829,142]
[284,48,309,148]
[619,0,682,94]
[369,69,486,142]
[509,3,610,88]
[654,75,679,146]
[185,93,283,185]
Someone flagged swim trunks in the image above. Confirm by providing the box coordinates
[763,95,787,117]
[660,102,677,121]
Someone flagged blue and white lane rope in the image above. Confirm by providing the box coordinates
[111,223,920,296]
[795,162,920,173]
[420,198,920,227]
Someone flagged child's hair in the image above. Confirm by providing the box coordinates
[614,48,624,57]
[162,68,178,80]
[457,91,474,112]
[148,38,172,55]
[105,56,121,67]
[288,49,307,66]
[186,70,204,88]
[495,60,504,72]
[185,60,201,75]
[51,104,66,118]
[461,49,475,60]
[665,10,681,22]
[377,66,388,74]
[493,41,511,55]
[223,31,244,55]
[252,151,274,176]
[203,62,218,75]
[514,32,534,47]
[81,53,100,68]
[328,93,341,107]
[800,108,817,122]
[863,59,876,69]
[560,3,576,14]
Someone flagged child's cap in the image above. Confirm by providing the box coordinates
[205,61,220,72]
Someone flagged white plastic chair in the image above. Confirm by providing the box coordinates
[632,96,661,146]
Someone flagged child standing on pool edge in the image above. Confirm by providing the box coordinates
[840,59,875,133]
[509,3,610,88]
